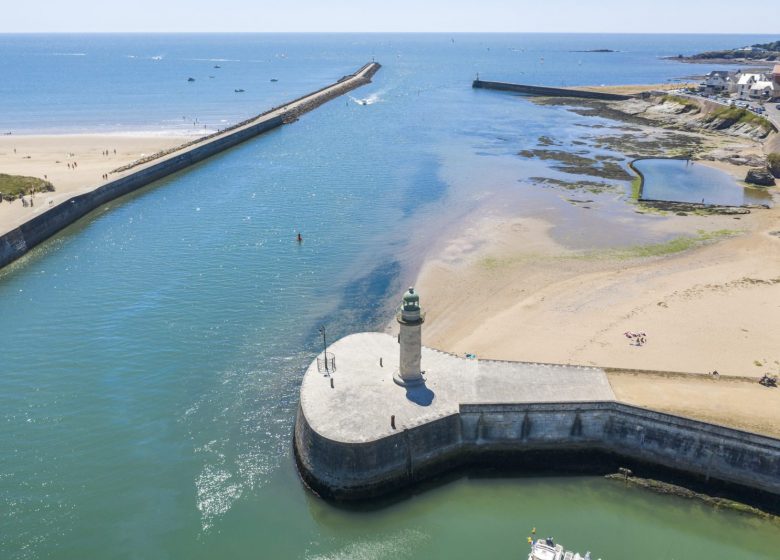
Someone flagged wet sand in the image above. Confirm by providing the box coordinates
[412,88,780,434]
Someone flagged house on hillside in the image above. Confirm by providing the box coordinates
[749,80,775,100]
[702,70,735,93]
[737,73,763,100]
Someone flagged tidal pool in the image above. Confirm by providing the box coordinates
[634,158,772,207]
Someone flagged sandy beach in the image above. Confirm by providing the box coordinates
[411,85,780,434]
[0,133,193,236]
[416,200,780,372]
[413,175,780,433]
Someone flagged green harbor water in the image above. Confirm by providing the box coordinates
[2,33,780,559]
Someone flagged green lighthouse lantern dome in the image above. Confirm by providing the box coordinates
[402,287,420,309]
[398,287,424,325]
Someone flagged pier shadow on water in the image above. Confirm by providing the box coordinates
[307,449,780,517]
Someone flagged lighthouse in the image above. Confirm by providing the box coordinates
[394,287,425,387]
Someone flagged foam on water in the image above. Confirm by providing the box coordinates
[306,530,429,560]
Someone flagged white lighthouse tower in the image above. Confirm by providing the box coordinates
[394,287,425,387]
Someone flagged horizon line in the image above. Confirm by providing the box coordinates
[0,31,778,35]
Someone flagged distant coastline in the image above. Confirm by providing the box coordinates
[667,39,780,65]
[570,49,617,53]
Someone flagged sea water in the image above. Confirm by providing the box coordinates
[635,158,772,206]
[2,34,780,560]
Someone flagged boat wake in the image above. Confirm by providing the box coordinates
[350,91,383,106]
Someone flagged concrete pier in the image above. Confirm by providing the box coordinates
[294,332,780,501]
[0,62,381,270]
[472,79,632,101]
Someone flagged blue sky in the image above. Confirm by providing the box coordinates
[2,0,779,33]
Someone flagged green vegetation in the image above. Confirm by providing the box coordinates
[704,106,777,134]
[529,176,621,195]
[0,173,54,201]
[768,153,780,179]
[752,40,780,51]
[518,148,633,180]
[686,40,780,62]
[630,174,642,200]
[480,230,740,270]
[661,95,701,114]
[582,229,740,260]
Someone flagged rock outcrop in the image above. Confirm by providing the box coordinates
[745,168,777,187]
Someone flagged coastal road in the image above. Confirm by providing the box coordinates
[765,101,780,130]
[674,89,780,131]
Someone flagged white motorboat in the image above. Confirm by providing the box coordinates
[529,537,592,560]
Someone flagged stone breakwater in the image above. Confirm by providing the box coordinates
[294,333,780,502]
[0,62,380,270]
[472,79,632,101]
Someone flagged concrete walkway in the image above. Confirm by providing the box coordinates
[299,332,614,444]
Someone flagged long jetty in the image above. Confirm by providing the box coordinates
[0,62,381,270]
[472,79,632,101]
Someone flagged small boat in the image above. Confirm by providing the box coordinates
[529,537,592,560]
[214,65,221,69]
[360,100,368,105]
[270,78,279,82]
[234,89,245,93]
[187,77,195,82]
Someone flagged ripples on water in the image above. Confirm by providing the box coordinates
[306,529,428,560]
[3,33,780,560]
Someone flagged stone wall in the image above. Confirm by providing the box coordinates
[0,115,284,270]
[294,401,780,501]
[0,62,381,271]
[472,80,632,101]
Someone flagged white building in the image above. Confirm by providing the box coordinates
[737,73,763,100]
[702,70,733,93]
[749,81,775,100]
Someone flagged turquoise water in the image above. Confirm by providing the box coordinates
[2,34,780,559]
[635,158,773,206]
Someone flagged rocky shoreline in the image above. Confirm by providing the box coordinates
[527,90,778,196]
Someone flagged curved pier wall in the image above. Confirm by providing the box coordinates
[295,406,464,500]
[295,402,780,501]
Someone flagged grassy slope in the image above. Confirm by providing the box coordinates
[0,174,54,200]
